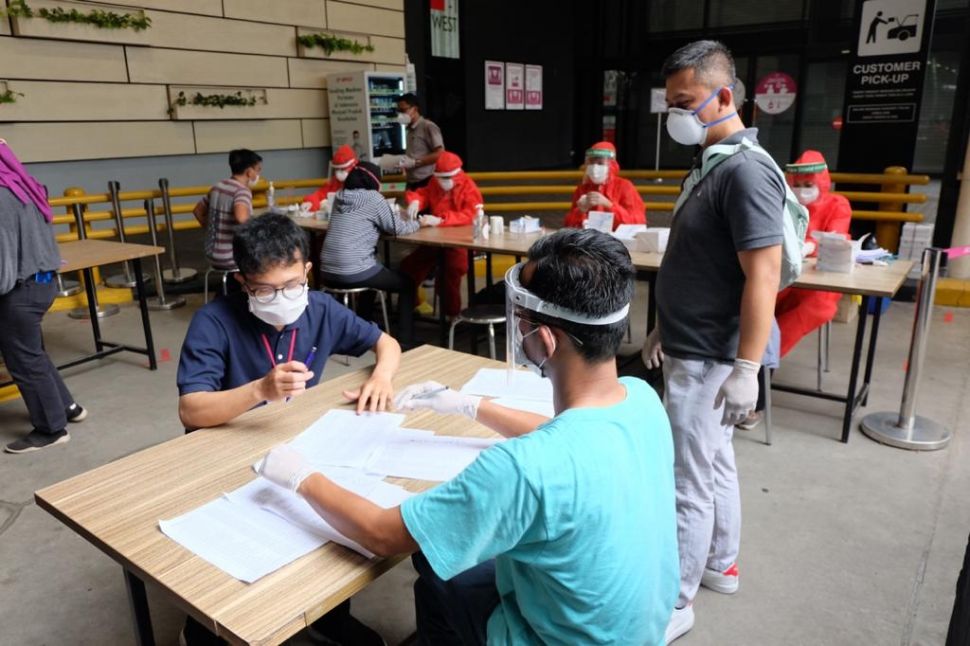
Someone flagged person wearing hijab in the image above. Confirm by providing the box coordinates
[400,152,483,318]
[775,150,852,357]
[321,161,421,348]
[564,141,646,230]
[0,140,87,454]
[301,144,358,213]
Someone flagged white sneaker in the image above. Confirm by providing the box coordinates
[665,605,694,644]
[701,562,739,594]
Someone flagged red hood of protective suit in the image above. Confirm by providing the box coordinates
[579,157,623,192]
[787,149,832,195]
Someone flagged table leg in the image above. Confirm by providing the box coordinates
[485,253,494,289]
[841,296,870,443]
[124,569,155,646]
[861,300,884,407]
[133,258,157,370]
[437,249,448,346]
[646,272,658,334]
[82,268,103,352]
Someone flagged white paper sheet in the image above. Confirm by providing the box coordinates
[159,496,325,583]
[491,397,555,418]
[366,434,503,482]
[460,368,553,402]
[289,410,406,469]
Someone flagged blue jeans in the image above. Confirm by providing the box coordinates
[412,552,499,646]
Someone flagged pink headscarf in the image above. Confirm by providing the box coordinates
[0,141,52,222]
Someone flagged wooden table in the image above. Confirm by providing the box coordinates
[35,346,500,646]
[392,225,914,443]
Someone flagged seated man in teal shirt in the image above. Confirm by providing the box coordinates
[256,229,679,645]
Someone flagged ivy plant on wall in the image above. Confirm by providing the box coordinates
[171,90,262,113]
[298,33,374,56]
[4,0,152,31]
[0,89,24,105]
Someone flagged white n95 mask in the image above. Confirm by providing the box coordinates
[248,288,308,327]
[666,85,736,147]
[335,170,349,182]
[437,178,455,191]
[586,164,609,184]
[794,185,820,205]
[396,112,411,125]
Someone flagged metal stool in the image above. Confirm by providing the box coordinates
[204,265,236,302]
[448,304,506,360]
[323,286,391,365]
[817,320,831,390]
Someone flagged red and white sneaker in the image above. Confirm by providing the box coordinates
[701,562,739,594]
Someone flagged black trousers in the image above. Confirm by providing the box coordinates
[0,278,74,434]
[412,552,498,646]
[948,531,970,645]
[323,266,416,348]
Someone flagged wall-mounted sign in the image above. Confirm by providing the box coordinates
[505,63,524,110]
[485,60,504,110]
[754,72,797,115]
[430,0,459,59]
[525,64,543,110]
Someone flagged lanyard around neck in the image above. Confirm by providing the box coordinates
[260,329,297,369]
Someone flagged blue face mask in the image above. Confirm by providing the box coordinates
[666,84,737,146]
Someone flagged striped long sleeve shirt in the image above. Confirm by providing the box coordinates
[322,188,420,279]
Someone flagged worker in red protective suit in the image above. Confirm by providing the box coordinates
[400,151,483,317]
[301,144,358,212]
[564,141,646,230]
[775,150,852,357]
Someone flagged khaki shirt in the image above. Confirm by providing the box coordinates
[405,116,444,183]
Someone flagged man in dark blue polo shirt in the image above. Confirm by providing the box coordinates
[176,213,396,645]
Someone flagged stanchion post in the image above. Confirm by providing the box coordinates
[105,181,151,289]
[158,178,197,285]
[860,248,951,450]
[877,166,907,253]
[67,196,120,319]
[144,197,186,311]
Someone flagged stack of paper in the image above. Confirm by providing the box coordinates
[814,231,861,273]
[584,211,614,233]
[461,368,555,418]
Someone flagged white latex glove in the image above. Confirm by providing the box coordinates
[641,327,664,370]
[714,359,760,426]
[399,156,417,169]
[394,380,481,419]
[802,240,816,257]
[419,214,443,227]
[577,194,591,213]
[588,191,612,208]
[255,444,315,492]
[407,200,420,219]
[300,201,313,212]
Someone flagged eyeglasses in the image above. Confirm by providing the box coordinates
[517,315,585,347]
[245,281,308,304]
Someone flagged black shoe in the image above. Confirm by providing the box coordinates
[5,429,69,454]
[307,613,385,646]
[66,403,88,423]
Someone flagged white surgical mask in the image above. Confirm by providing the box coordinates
[396,112,411,125]
[437,177,454,191]
[586,164,609,184]
[514,324,550,376]
[335,170,349,182]
[666,85,736,147]
[794,185,820,205]
[248,174,260,187]
[248,288,308,327]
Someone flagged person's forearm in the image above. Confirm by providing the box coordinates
[299,473,418,556]
[737,252,781,362]
[373,333,401,378]
[475,399,549,438]
[417,148,443,167]
[178,382,262,430]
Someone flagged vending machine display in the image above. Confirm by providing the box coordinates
[327,71,407,163]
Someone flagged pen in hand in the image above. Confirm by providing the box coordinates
[285,346,317,404]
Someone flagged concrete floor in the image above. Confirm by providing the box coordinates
[1,286,968,646]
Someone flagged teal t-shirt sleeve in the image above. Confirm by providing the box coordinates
[400,443,542,581]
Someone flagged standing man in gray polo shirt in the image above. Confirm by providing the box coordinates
[396,93,444,190]
[644,40,785,643]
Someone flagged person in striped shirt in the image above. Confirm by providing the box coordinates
[193,149,262,273]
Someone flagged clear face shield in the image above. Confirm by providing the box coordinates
[504,263,630,379]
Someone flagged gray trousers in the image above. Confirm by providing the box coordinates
[663,356,741,607]
[0,278,74,434]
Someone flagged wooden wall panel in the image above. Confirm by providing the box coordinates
[126,48,290,87]
[194,120,304,154]
[287,58,371,89]
[144,10,297,57]
[301,118,332,148]
[0,81,169,121]
[170,88,327,120]
[0,36,129,82]
[10,0,152,46]
[223,0,328,29]
[96,0,224,16]
[326,1,404,38]
[4,122,196,162]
